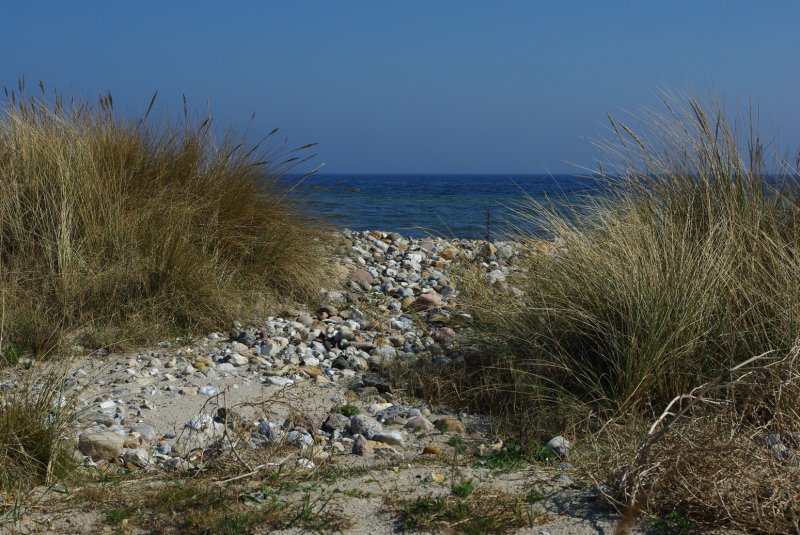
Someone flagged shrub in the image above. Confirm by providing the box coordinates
[0,84,329,353]
[447,95,800,435]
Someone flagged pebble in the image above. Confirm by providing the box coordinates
[434,417,466,434]
[372,430,405,446]
[546,435,573,457]
[352,434,373,456]
[78,430,124,461]
[198,385,220,396]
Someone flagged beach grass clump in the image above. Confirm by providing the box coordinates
[0,84,328,354]
[0,369,76,498]
[450,95,800,430]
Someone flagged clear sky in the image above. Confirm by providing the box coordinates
[1,1,797,174]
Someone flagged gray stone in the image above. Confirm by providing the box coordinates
[546,436,573,457]
[122,448,151,468]
[78,429,124,461]
[322,413,351,433]
[198,385,220,396]
[350,415,383,439]
[405,416,435,432]
[228,353,249,366]
[130,423,157,442]
[296,314,314,327]
[372,430,405,446]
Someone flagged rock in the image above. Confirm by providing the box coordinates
[186,414,213,431]
[367,402,393,414]
[352,434,373,456]
[434,418,466,434]
[228,353,249,366]
[122,448,150,468]
[546,436,572,457]
[371,344,396,361]
[485,269,506,284]
[423,445,443,455]
[411,292,442,311]
[78,430,124,461]
[215,363,236,372]
[267,376,294,387]
[350,415,383,439]
[198,385,220,396]
[322,413,351,433]
[296,314,314,327]
[296,458,316,469]
[372,431,404,446]
[419,238,435,251]
[335,326,356,342]
[362,375,392,393]
[130,424,157,442]
[405,416,435,432]
[348,269,374,286]
[231,341,250,355]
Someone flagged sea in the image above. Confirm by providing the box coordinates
[284,174,602,239]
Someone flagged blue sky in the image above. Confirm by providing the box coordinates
[1,1,797,173]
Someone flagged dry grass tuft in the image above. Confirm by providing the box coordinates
[0,368,77,498]
[0,83,329,354]
[587,342,800,534]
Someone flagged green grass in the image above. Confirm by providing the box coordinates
[472,442,556,471]
[525,489,546,504]
[651,511,693,535]
[84,479,352,534]
[333,404,359,417]
[451,479,475,497]
[0,83,329,355]
[397,490,539,534]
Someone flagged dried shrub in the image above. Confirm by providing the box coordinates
[591,343,800,534]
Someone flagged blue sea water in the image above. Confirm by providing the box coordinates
[285,174,601,239]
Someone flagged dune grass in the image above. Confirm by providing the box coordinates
[0,369,76,500]
[441,96,800,428]
[0,84,329,355]
[405,95,800,530]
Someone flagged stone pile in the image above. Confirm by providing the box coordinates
[71,230,532,471]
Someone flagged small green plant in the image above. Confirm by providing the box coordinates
[447,435,467,455]
[472,442,550,471]
[525,489,546,503]
[105,506,137,525]
[344,488,372,498]
[333,404,359,417]
[401,495,446,530]
[1,346,23,366]
[651,511,692,535]
[451,479,475,497]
